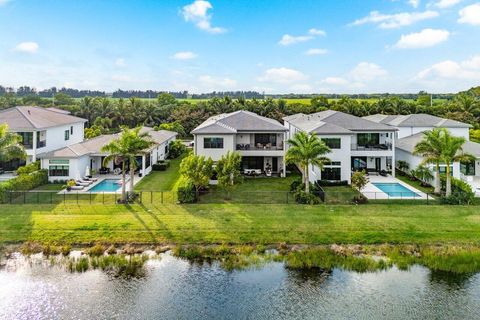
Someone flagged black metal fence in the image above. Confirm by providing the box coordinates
[0,190,449,205]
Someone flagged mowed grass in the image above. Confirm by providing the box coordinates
[134,155,184,191]
[1,202,480,245]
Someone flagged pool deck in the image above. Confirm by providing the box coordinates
[57,174,144,194]
[362,175,430,200]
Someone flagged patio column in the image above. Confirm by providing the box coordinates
[142,155,146,176]
[282,157,286,177]
[391,133,396,177]
[31,131,37,162]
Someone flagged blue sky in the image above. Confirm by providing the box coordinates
[0,0,479,93]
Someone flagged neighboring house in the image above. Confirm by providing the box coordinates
[39,127,177,182]
[365,113,480,193]
[0,106,87,170]
[191,110,288,177]
[284,110,397,184]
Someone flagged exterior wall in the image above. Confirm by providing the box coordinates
[397,126,470,139]
[194,134,235,161]
[42,155,89,182]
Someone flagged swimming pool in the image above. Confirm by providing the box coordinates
[372,183,420,197]
[88,179,121,192]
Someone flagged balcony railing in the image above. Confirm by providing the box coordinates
[351,143,392,151]
[236,143,284,151]
[37,140,46,148]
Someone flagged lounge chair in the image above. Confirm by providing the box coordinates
[75,180,91,186]
[70,185,84,190]
[83,176,98,182]
[113,168,122,175]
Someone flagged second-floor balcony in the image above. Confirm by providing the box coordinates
[236,143,284,151]
[37,140,46,148]
[351,143,392,151]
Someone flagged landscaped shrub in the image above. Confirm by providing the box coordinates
[290,178,302,191]
[15,161,40,175]
[152,161,170,171]
[317,180,349,186]
[168,140,186,159]
[293,190,321,204]
[0,169,48,203]
[439,175,475,205]
[177,179,196,203]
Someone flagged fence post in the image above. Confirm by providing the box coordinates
[286,192,288,204]
[161,191,164,204]
[427,193,429,205]
[9,191,12,204]
[37,192,40,204]
[77,192,79,204]
[64,191,66,204]
[50,192,53,204]
[103,192,105,204]
[90,192,92,204]
[151,191,153,204]
[23,191,26,204]
[114,191,117,204]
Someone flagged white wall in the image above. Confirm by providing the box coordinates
[194,134,235,161]
[43,155,90,182]
[309,134,352,183]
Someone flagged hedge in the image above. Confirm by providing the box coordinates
[0,169,48,203]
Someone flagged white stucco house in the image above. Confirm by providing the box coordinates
[0,106,87,169]
[284,110,397,184]
[191,110,288,177]
[39,127,177,182]
[364,113,480,193]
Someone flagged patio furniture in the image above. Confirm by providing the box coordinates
[379,170,388,177]
[84,176,98,182]
[256,143,262,149]
[244,144,250,150]
[76,180,91,186]
[70,185,84,190]
[113,168,122,175]
[99,167,110,174]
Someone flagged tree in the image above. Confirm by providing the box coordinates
[179,154,213,198]
[413,165,434,186]
[286,131,331,193]
[101,127,153,202]
[156,121,186,137]
[0,124,26,163]
[216,151,243,199]
[351,170,369,192]
[396,160,409,174]
[413,129,443,194]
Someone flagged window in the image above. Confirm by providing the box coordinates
[204,137,224,149]
[49,165,69,176]
[64,130,70,141]
[324,161,341,166]
[70,126,73,135]
[321,138,341,149]
[17,132,33,149]
[321,167,341,181]
[461,161,476,176]
[254,134,277,147]
[357,133,379,146]
[241,157,263,170]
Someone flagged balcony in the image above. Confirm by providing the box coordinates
[351,143,392,151]
[236,143,284,151]
[37,140,46,148]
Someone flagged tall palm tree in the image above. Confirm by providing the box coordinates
[286,131,331,193]
[437,129,475,196]
[0,124,26,163]
[101,127,153,202]
[414,129,443,194]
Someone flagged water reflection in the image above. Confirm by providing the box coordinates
[1,253,480,319]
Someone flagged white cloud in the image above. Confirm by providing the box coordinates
[408,0,420,8]
[182,0,226,34]
[278,34,313,46]
[198,75,237,88]
[350,10,439,28]
[417,56,480,81]
[13,42,39,54]
[349,62,388,82]
[257,67,307,84]
[304,48,328,56]
[433,0,462,8]
[115,58,126,67]
[171,51,198,60]
[320,77,350,86]
[458,3,480,25]
[0,0,12,6]
[278,28,326,46]
[290,84,312,93]
[308,28,326,36]
[394,28,449,49]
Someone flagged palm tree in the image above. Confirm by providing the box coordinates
[286,131,331,193]
[436,129,475,196]
[0,124,26,163]
[101,127,153,202]
[414,129,443,194]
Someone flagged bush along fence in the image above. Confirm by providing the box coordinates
[0,189,474,205]
[0,169,48,203]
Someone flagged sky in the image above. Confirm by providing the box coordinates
[0,0,479,94]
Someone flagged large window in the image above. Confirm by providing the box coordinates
[321,138,341,149]
[241,157,263,170]
[254,134,277,147]
[17,132,33,149]
[461,161,476,176]
[64,130,70,141]
[49,165,69,176]
[357,133,379,146]
[204,137,223,149]
[321,167,341,181]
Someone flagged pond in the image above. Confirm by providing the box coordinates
[1,253,480,319]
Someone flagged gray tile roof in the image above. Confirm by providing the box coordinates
[191,110,287,134]
[396,131,480,157]
[39,127,177,158]
[0,106,87,130]
[363,114,472,128]
[286,110,396,133]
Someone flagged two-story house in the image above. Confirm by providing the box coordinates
[191,110,288,176]
[284,110,397,184]
[364,113,480,193]
[0,106,87,170]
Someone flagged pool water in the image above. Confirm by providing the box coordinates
[88,179,121,192]
[372,182,420,197]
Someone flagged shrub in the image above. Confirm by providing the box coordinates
[294,190,321,204]
[290,178,302,191]
[351,171,369,192]
[152,161,169,171]
[16,161,40,175]
[440,175,474,205]
[177,179,196,203]
[168,140,186,159]
[0,169,48,203]
[87,243,106,257]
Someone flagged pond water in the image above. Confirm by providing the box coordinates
[1,253,480,319]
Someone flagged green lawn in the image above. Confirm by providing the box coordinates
[1,202,480,245]
[33,184,64,191]
[134,156,184,191]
